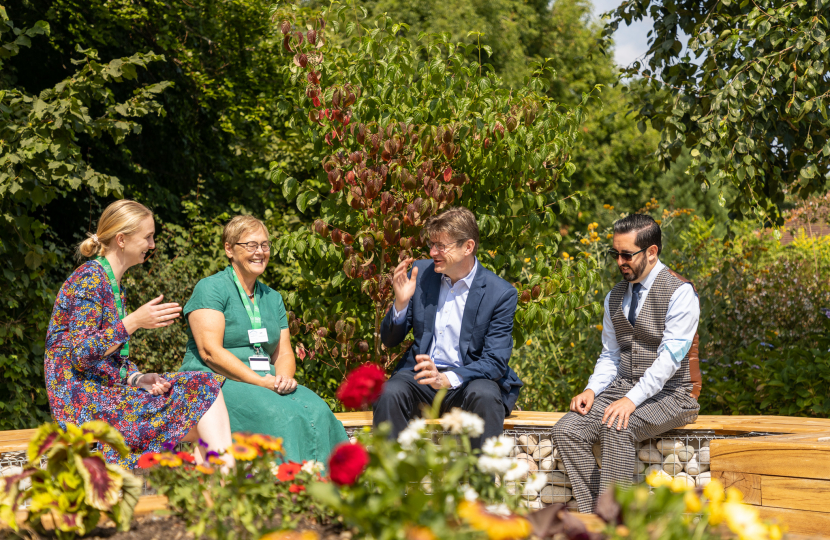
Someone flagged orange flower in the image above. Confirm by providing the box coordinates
[196,464,215,475]
[277,462,302,482]
[457,500,532,540]
[259,531,319,540]
[248,433,283,453]
[228,442,259,461]
[405,525,437,540]
[288,483,305,493]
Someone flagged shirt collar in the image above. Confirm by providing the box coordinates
[442,258,478,289]
[631,259,664,293]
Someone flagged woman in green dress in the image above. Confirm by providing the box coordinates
[180,215,348,463]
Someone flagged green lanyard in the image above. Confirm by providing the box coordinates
[230,269,265,353]
[95,257,129,379]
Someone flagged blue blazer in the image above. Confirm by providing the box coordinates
[380,259,524,412]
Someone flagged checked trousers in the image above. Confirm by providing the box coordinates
[551,378,700,514]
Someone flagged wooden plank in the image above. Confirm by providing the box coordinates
[710,433,830,479]
[756,506,830,537]
[762,476,830,514]
[0,429,37,453]
[6,495,170,531]
[710,471,762,505]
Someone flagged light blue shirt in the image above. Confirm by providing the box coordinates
[585,260,700,406]
[392,259,479,389]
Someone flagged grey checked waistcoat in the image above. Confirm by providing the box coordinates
[608,267,693,393]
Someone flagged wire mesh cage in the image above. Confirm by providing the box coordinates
[346,425,777,510]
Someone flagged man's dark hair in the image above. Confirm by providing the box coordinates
[613,214,662,255]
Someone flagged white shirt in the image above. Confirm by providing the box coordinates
[585,260,700,406]
[392,260,478,389]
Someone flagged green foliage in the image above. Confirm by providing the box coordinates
[0,10,171,429]
[700,330,830,417]
[605,0,830,223]
[0,421,141,538]
[145,435,329,540]
[269,0,601,379]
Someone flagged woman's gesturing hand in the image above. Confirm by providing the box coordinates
[123,294,182,334]
[136,373,172,395]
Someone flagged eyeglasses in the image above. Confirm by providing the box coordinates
[607,247,647,262]
[426,240,464,254]
[236,241,271,253]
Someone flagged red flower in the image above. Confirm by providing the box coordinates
[328,442,369,486]
[289,483,305,493]
[336,363,386,410]
[137,452,160,468]
[276,461,302,482]
[177,451,196,464]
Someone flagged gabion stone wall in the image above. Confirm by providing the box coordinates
[346,426,772,510]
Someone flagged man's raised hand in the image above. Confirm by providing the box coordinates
[392,258,418,313]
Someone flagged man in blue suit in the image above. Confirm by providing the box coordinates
[374,207,522,448]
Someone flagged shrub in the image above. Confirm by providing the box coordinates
[268,1,602,384]
[0,421,141,538]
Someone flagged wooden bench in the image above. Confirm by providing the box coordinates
[4,413,830,537]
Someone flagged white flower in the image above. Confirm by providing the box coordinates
[482,435,514,458]
[527,472,549,493]
[301,460,325,474]
[396,451,407,460]
[485,503,512,517]
[397,418,427,449]
[461,484,478,501]
[503,459,530,482]
[439,408,484,437]
[478,455,513,475]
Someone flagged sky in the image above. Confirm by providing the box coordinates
[591,0,653,67]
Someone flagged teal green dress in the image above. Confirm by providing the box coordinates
[180,266,348,463]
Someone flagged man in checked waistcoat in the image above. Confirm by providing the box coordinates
[552,213,703,513]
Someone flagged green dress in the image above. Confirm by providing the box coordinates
[180,266,348,464]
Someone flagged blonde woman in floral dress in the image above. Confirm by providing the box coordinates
[44,200,233,468]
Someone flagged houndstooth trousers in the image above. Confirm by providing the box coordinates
[551,377,700,514]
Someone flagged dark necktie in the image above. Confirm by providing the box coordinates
[628,283,643,326]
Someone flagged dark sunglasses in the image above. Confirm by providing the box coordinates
[607,247,648,262]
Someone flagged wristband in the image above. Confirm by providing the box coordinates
[128,372,144,387]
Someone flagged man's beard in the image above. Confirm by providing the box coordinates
[619,255,647,282]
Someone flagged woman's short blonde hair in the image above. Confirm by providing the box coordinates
[76,200,153,259]
[222,215,269,256]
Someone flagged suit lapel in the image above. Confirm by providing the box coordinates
[459,262,486,361]
[419,267,442,355]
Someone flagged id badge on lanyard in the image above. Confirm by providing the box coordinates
[95,257,130,379]
[231,270,271,372]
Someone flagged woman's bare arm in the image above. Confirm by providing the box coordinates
[188,308,274,389]
[270,328,297,394]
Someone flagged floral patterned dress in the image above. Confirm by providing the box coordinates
[44,261,225,468]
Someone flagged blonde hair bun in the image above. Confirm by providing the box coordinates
[76,200,153,260]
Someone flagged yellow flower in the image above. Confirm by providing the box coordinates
[684,491,702,513]
[606,233,613,239]
[614,525,630,537]
[228,442,259,461]
[655,219,662,225]
[580,238,590,244]
[645,469,672,488]
[525,339,532,345]
[158,453,183,468]
[524,258,531,263]
[726,487,744,503]
[769,523,784,540]
[704,478,725,504]
[595,324,603,331]
[457,501,532,540]
[570,342,575,347]
[723,501,767,540]
[561,252,570,259]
